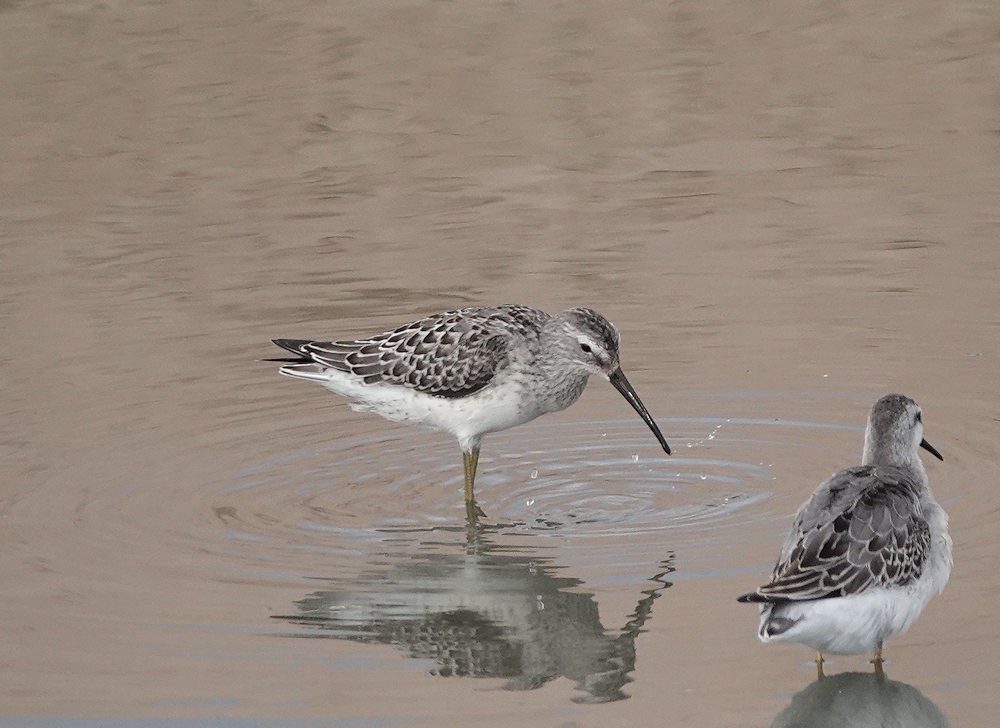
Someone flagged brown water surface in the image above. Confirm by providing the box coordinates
[2,1,999,726]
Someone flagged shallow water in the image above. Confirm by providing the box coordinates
[3,0,1000,725]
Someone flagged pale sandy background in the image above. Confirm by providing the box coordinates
[2,1,999,726]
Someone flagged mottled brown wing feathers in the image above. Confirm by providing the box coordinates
[740,466,930,603]
[288,306,546,398]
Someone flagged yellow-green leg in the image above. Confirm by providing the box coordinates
[815,652,825,680]
[462,447,480,503]
[462,447,484,521]
[871,641,884,674]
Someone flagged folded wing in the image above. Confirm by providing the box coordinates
[272,305,547,399]
[739,466,930,603]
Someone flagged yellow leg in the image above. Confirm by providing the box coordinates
[815,652,825,680]
[462,447,484,521]
[462,448,480,502]
[871,641,884,674]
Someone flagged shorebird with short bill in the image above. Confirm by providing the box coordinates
[738,393,951,677]
[271,305,671,520]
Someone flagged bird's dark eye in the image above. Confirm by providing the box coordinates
[579,343,592,354]
[915,411,922,423]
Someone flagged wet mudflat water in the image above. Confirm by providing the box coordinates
[3,1,1000,726]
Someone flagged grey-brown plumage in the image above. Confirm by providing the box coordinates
[274,305,551,398]
[740,466,931,602]
[272,305,669,519]
[737,394,951,670]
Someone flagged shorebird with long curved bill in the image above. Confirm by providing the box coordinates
[271,304,671,520]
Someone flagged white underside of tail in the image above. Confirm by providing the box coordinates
[758,512,952,654]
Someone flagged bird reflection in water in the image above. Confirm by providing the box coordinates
[770,671,952,728]
[272,525,673,703]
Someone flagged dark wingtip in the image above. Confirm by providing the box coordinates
[267,339,313,363]
[737,592,765,603]
[272,338,312,353]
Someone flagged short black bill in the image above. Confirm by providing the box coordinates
[920,437,944,461]
[608,368,671,455]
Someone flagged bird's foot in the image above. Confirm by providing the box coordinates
[465,499,486,525]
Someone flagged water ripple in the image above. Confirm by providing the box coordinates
[222,412,857,560]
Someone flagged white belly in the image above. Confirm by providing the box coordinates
[760,521,952,654]
[297,367,576,450]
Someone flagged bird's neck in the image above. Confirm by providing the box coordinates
[527,348,590,412]
[862,448,927,483]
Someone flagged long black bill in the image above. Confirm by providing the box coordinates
[920,437,944,461]
[608,368,671,455]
